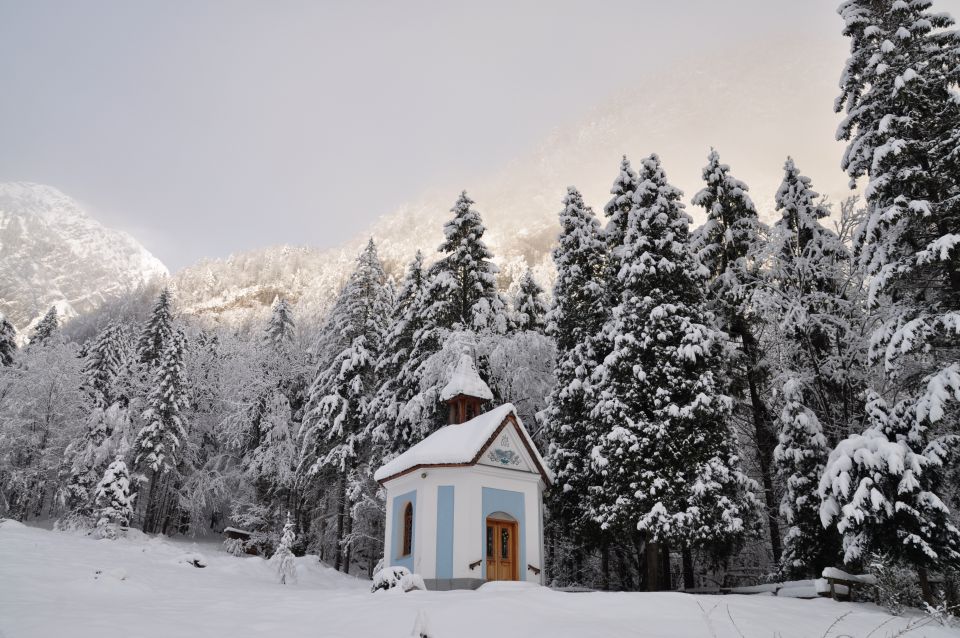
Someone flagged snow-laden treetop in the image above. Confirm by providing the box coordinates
[439,353,494,402]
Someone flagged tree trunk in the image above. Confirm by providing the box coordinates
[342,507,353,574]
[143,470,160,533]
[614,546,633,592]
[660,542,671,591]
[601,541,611,591]
[945,568,958,609]
[333,472,347,572]
[573,542,584,586]
[645,539,660,592]
[32,482,46,518]
[634,532,646,591]
[740,328,782,563]
[918,567,934,606]
[682,546,695,590]
[546,524,556,585]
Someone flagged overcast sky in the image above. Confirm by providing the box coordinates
[3,0,959,271]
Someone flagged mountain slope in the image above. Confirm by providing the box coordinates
[0,182,168,333]
[173,37,853,329]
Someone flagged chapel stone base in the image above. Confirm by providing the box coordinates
[424,578,485,591]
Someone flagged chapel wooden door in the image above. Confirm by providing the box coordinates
[485,517,518,581]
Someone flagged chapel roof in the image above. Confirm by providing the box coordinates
[373,403,552,485]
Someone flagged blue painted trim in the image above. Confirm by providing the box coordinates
[435,486,455,579]
[481,487,525,580]
[391,489,416,571]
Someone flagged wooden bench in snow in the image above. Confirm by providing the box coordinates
[819,567,877,602]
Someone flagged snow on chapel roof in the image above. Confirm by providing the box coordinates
[439,353,494,401]
[373,403,552,484]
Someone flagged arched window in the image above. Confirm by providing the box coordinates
[401,502,413,556]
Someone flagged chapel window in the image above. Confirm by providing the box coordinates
[401,502,413,556]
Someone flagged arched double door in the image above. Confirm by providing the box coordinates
[485,513,518,581]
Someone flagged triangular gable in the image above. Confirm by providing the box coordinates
[466,412,552,485]
[477,418,536,473]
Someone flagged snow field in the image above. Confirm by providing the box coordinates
[1,521,955,638]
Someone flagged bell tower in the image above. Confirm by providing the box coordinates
[440,353,493,424]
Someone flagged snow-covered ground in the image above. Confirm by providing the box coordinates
[0,520,953,638]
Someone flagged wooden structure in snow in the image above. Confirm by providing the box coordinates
[375,354,552,590]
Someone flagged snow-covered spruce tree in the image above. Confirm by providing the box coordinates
[603,156,639,304]
[134,328,188,533]
[760,159,862,577]
[820,392,960,600]
[63,404,131,518]
[263,296,296,350]
[29,306,59,346]
[300,239,390,572]
[769,158,846,303]
[512,268,548,332]
[94,456,135,538]
[836,0,960,432]
[764,159,866,438]
[220,311,309,551]
[81,323,127,409]
[542,186,611,585]
[367,251,431,460]
[136,288,173,367]
[0,314,17,366]
[774,379,839,578]
[589,155,759,588]
[378,194,510,447]
[831,0,960,595]
[546,187,608,354]
[690,149,782,564]
[425,191,510,334]
[65,323,130,514]
[272,514,297,584]
[244,390,297,510]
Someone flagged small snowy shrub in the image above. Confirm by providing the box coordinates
[54,511,96,534]
[271,516,297,584]
[924,602,959,628]
[92,457,135,540]
[223,537,249,557]
[869,553,923,615]
[371,566,425,593]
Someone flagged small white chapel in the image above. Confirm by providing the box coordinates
[374,353,553,590]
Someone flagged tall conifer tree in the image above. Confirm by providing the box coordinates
[425,191,509,334]
[134,328,188,532]
[512,269,548,332]
[301,239,390,571]
[264,297,296,350]
[0,314,17,366]
[543,186,610,585]
[825,0,960,597]
[29,307,59,346]
[64,323,131,513]
[137,289,173,367]
[368,251,432,459]
[589,155,758,586]
[603,156,639,304]
[691,149,781,562]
